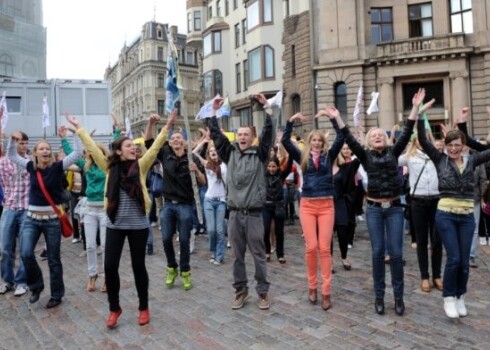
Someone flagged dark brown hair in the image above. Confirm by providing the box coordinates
[107,136,131,168]
[444,130,466,146]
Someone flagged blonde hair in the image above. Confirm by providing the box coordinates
[32,140,55,170]
[84,143,110,171]
[364,128,389,150]
[300,130,328,172]
[134,143,147,158]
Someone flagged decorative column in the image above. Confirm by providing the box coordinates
[449,71,469,121]
[377,77,395,130]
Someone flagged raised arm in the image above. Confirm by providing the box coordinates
[252,93,274,162]
[281,113,306,163]
[192,136,209,168]
[59,125,86,169]
[320,105,346,161]
[456,107,488,152]
[6,137,29,169]
[139,112,171,174]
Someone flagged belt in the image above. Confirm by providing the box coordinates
[230,208,262,216]
[207,197,223,201]
[367,199,401,209]
[27,211,59,220]
[411,195,440,201]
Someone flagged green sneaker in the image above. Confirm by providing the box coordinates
[181,271,192,290]
[165,267,178,287]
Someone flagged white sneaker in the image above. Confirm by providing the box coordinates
[190,229,196,254]
[0,283,14,294]
[151,222,158,227]
[14,285,28,296]
[347,244,353,249]
[479,237,487,246]
[356,215,364,222]
[72,238,80,244]
[443,296,459,318]
[227,241,231,248]
[456,296,468,317]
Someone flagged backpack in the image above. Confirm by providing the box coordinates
[150,170,164,197]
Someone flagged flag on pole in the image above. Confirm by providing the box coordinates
[366,91,380,115]
[353,83,363,127]
[195,95,232,120]
[42,96,50,128]
[267,90,283,108]
[1,91,8,129]
[165,54,180,113]
[125,116,133,139]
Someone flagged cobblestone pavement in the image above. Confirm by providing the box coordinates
[1,220,490,350]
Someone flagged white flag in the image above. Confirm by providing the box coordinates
[125,117,133,139]
[195,95,232,120]
[1,91,8,129]
[267,90,283,108]
[366,92,380,115]
[42,96,50,128]
[352,83,363,127]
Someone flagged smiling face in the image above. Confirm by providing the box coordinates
[306,131,325,152]
[444,131,465,161]
[34,141,53,167]
[170,132,185,152]
[267,160,278,175]
[340,143,352,159]
[116,139,136,161]
[207,146,219,162]
[367,128,387,151]
[237,127,253,151]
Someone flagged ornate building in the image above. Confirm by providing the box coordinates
[105,22,202,135]
[0,0,46,79]
[311,0,490,139]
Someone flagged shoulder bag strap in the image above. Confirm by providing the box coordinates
[410,160,428,196]
[36,170,63,218]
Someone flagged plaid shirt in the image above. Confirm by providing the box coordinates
[0,156,30,210]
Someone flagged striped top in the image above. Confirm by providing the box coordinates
[106,189,149,230]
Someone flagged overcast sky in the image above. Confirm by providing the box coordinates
[43,0,187,80]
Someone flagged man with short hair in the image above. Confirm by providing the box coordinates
[0,129,30,296]
[210,94,273,310]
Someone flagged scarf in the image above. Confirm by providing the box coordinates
[310,150,320,170]
[106,160,145,223]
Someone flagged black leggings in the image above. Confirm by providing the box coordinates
[333,225,349,259]
[105,227,149,311]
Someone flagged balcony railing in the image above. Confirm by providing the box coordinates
[375,33,467,59]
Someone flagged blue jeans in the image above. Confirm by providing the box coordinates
[20,217,64,299]
[1,210,27,286]
[435,210,474,298]
[204,198,226,262]
[365,204,404,300]
[161,201,193,272]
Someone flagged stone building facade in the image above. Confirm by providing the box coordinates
[105,22,202,136]
[311,0,490,140]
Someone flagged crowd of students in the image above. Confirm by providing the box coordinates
[0,88,489,328]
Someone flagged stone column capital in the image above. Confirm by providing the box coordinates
[377,77,394,85]
[449,71,469,80]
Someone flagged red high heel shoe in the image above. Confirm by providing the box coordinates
[106,309,122,329]
[139,309,150,326]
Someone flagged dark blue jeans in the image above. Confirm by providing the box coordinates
[262,204,285,258]
[435,210,474,298]
[20,217,64,299]
[161,201,193,272]
[1,210,27,286]
[365,204,404,300]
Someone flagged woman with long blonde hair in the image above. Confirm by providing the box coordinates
[281,107,346,311]
[8,130,82,308]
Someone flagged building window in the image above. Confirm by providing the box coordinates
[0,53,13,77]
[157,73,165,88]
[334,83,347,120]
[236,63,241,93]
[242,19,247,43]
[243,59,248,91]
[291,45,296,77]
[233,0,238,10]
[194,11,201,31]
[217,0,221,16]
[158,100,165,115]
[187,13,191,33]
[235,23,240,48]
[186,51,195,65]
[203,31,222,56]
[409,3,433,37]
[247,0,273,31]
[5,96,21,113]
[239,107,252,126]
[157,47,163,61]
[225,0,229,16]
[208,6,213,20]
[450,0,473,34]
[292,94,301,114]
[248,45,274,83]
[402,81,444,111]
[285,0,290,17]
[157,29,163,39]
[370,8,393,44]
[203,70,223,100]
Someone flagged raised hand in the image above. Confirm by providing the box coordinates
[418,98,436,114]
[289,112,307,123]
[65,113,81,129]
[459,107,470,123]
[412,88,426,107]
[212,96,224,111]
[149,113,161,124]
[252,93,268,106]
[58,125,68,138]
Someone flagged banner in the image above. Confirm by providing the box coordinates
[0,91,8,129]
[366,91,379,115]
[42,96,50,128]
[352,83,363,127]
[195,95,231,120]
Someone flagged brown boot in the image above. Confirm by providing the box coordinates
[322,294,331,311]
[421,279,431,293]
[433,278,443,291]
[309,289,317,304]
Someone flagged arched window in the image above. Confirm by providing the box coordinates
[291,94,301,114]
[0,54,14,77]
[334,82,347,121]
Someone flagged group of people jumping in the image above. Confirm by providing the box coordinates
[0,87,488,330]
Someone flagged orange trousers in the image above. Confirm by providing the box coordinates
[300,197,334,296]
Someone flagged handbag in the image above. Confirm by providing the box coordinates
[150,171,164,197]
[36,171,73,238]
[404,160,428,221]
